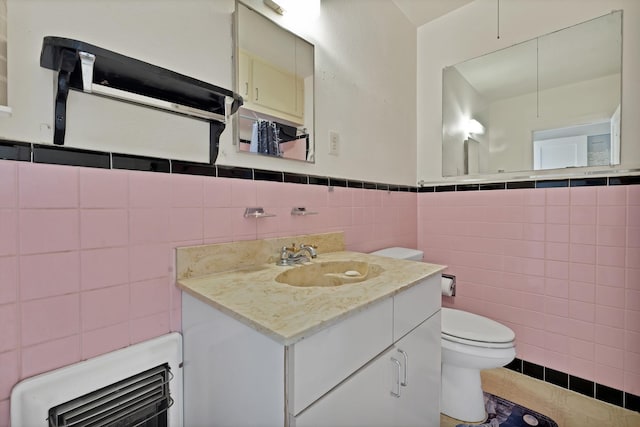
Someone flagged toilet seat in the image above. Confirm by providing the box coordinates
[442,307,515,349]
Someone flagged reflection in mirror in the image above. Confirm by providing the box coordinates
[234,2,315,162]
[442,11,622,177]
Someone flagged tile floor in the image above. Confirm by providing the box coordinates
[440,368,640,427]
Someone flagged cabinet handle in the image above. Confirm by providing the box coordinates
[397,349,408,387]
[244,82,248,96]
[255,87,259,101]
[390,357,401,398]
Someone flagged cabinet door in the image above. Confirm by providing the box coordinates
[238,50,251,102]
[394,275,441,342]
[294,346,398,427]
[393,312,441,426]
[252,57,300,118]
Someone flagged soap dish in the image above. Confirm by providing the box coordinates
[244,207,276,218]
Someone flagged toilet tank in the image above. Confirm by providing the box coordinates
[369,247,423,261]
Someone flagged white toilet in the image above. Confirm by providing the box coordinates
[370,247,516,423]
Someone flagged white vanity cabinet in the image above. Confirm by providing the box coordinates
[293,273,441,426]
[181,273,441,427]
[293,313,440,427]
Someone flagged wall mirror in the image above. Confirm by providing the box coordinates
[442,11,622,177]
[234,1,315,162]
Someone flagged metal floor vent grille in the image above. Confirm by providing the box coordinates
[48,364,173,427]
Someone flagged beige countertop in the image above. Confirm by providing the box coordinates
[177,250,445,345]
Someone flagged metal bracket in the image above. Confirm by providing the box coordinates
[79,51,95,93]
[53,49,76,145]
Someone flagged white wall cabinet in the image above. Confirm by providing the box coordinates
[239,49,304,124]
[182,274,441,427]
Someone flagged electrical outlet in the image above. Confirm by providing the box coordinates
[329,131,339,155]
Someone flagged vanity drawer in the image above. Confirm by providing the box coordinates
[290,297,393,415]
[393,274,441,341]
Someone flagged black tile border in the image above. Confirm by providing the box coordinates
[536,179,569,188]
[609,175,640,186]
[570,177,608,187]
[570,375,595,397]
[427,175,640,192]
[456,184,479,191]
[522,360,544,380]
[504,357,522,373]
[329,178,347,188]
[171,160,217,177]
[596,383,624,407]
[480,182,506,191]
[284,172,308,184]
[0,139,31,161]
[626,392,640,412]
[33,144,110,169]
[505,358,639,413]
[2,140,640,196]
[254,169,283,182]
[507,180,536,189]
[216,165,253,180]
[435,185,456,192]
[112,154,170,173]
[308,175,329,186]
[363,182,377,190]
[544,367,568,388]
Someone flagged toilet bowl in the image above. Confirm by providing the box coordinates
[369,247,516,423]
[440,307,515,422]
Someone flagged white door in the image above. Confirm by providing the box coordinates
[533,135,588,170]
[293,346,398,427]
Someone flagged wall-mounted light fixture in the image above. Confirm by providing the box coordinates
[263,0,320,19]
[263,0,285,15]
[466,118,485,136]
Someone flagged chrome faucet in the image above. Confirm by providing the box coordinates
[278,244,305,266]
[298,244,317,259]
[277,243,317,266]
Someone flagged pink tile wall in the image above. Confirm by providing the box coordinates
[0,159,416,426]
[418,185,640,395]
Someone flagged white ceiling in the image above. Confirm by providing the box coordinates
[391,1,621,103]
[452,11,622,101]
[391,0,474,27]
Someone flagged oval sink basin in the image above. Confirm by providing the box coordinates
[275,261,384,287]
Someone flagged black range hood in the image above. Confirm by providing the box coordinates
[40,36,243,163]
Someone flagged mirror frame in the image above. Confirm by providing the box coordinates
[232,0,316,163]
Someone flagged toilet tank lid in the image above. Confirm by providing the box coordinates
[370,247,423,261]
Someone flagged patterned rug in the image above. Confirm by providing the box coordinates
[456,392,558,427]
